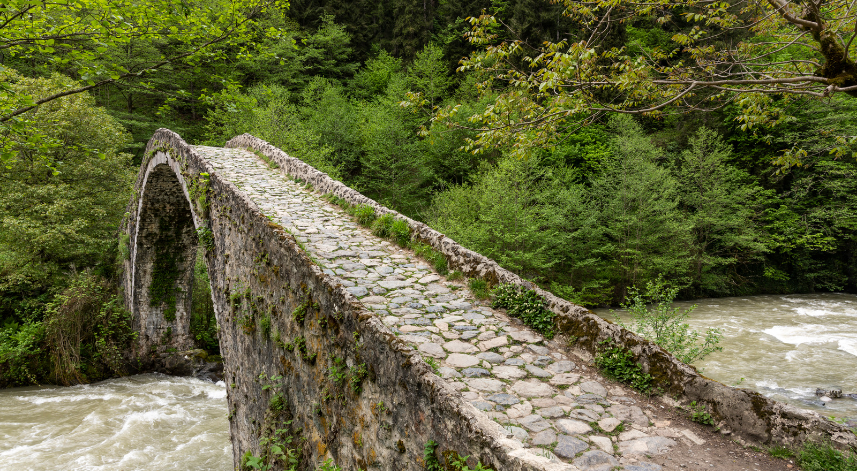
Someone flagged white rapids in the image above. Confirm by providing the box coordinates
[0,374,231,471]
[598,293,857,419]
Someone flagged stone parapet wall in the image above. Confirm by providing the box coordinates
[226,133,857,452]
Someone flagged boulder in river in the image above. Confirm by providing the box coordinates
[816,388,843,398]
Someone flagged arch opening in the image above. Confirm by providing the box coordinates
[132,162,199,352]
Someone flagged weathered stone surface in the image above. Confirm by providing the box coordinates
[519,414,553,432]
[618,437,676,455]
[533,429,557,446]
[487,393,520,406]
[588,436,613,454]
[418,343,446,358]
[598,417,622,433]
[445,353,480,368]
[493,365,528,380]
[572,450,619,471]
[511,380,555,397]
[579,381,608,397]
[444,339,479,353]
[553,435,588,458]
[477,352,505,364]
[556,419,593,435]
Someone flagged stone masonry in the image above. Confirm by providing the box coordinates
[123,129,856,471]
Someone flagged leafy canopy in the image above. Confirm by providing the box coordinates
[432,0,857,162]
[0,0,285,168]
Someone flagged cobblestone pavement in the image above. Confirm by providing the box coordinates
[199,145,723,471]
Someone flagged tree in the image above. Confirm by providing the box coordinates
[0,71,134,302]
[0,0,284,167]
[676,127,768,293]
[434,0,857,161]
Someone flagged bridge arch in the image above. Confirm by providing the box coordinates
[123,129,219,355]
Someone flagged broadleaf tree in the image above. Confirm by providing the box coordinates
[431,0,857,163]
[0,0,286,168]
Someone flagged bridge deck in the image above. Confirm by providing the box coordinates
[195,145,738,471]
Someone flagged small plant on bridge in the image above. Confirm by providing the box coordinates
[196,226,214,250]
[411,242,449,276]
[594,340,653,394]
[468,278,490,299]
[372,213,412,247]
[688,401,714,425]
[352,204,377,226]
[490,284,555,339]
[614,277,722,364]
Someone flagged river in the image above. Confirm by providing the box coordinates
[596,292,857,420]
[0,374,231,471]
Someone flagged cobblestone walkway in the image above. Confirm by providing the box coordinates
[198,145,712,471]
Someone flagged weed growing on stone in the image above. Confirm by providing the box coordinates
[411,242,449,275]
[468,278,490,299]
[317,459,342,471]
[688,401,714,425]
[448,270,463,281]
[260,313,271,339]
[491,284,555,339]
[371,213,411,247]
[352,204,377,226]
[424,356,441,375]
[424,440,443,471]
[349,363,368,394]
[196,226,214,250]
[594,340,653,394]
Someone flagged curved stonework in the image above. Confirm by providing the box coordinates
[226,133,857,453]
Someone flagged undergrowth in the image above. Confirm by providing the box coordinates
[490,284,555,339]
[594,340,653,394]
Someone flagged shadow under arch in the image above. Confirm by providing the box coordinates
[124,130,219,356]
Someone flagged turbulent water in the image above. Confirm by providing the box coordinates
[597,293,857,419]
[0,374,231,471]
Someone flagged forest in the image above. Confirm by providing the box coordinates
[1,0,856,386]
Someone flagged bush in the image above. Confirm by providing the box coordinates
[0,321,46,386]
[491,284,556,339]
[594,342,653,393]
[615,277,722,364]
[44,272,137,385]
[371,213,412,247]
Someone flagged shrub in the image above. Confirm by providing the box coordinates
[594,342,653,394]
[371,213,412,247]
[491,284,555,339]
[44,272,137,385]
[352,204,377,226]
[615,276,722,364]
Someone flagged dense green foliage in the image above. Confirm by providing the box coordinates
[594,342,653,394]
[3,0,857,387]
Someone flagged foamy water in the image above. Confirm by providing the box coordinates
[0,374,231,471]
[597,293,857,419]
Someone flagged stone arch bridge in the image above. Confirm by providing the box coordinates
[121,129,855,471]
